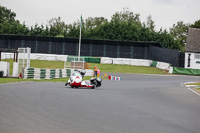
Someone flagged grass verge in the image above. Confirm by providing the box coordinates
[89,63,164,74]
[1,59,165,84]
[2,59,165,75]
[185,82,200,94]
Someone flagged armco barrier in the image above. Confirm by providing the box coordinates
[101,57,113,64]
[172,67,200,76]
[23,68,93,79]
[113,58,131,65]
[101,57,172,70]
[156,62,170,70]
[102,57,153,67]
[2,53,101,63]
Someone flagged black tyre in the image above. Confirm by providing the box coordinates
[91,85,96,89]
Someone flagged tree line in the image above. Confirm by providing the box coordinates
[0,6,200,51]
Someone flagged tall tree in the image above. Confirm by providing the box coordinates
[0,5,29,35]
[169,21,189,51]
[146,15,155,31]
[0,5,16,23]
[47,17,66,37]
[190,19,200,28]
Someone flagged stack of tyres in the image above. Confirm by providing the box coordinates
[50,69,56,79]
[66,69,71,77]
[40,69,46,79]
[59,69,62,78]
[27,68,34,79]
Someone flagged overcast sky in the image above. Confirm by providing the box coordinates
[1,0,200,30]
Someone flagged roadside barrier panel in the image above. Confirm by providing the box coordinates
[113,58,122,65]
[131,59,152,66]
[101,57,113,64]
[169,67,173,74]
[0,61,10,77]
[172,67,200,76]
[113,58,131,65]
[31,53,67,61]
[130,59,140,66]
[139,59,152,67]
[156,62,170,70]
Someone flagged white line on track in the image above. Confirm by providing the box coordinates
[181,83,200,96]
[180,83,184,87]
[187,87,200,96]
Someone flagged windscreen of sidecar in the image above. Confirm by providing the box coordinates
[72,72,81,77]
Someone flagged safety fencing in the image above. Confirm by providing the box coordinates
[169,67,200,76]
[0,35,185,67]
[23,68,93,79]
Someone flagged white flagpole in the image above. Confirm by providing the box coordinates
[78,16,82,61]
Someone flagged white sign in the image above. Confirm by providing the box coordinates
[185,52,200,69]
[194,54,200,59]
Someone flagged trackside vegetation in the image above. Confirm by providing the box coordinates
[0,59,165,84]
[1,5,200,51]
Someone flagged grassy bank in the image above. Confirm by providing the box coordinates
[2,59,164,75]
[0,59,165,84]
[89,63,164,74]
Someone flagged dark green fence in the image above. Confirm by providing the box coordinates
[0,34,184,67]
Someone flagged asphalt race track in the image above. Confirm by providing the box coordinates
[0,74,200,133]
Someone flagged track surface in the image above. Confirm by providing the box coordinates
[0,74,200,133]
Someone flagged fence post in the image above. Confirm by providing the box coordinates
[35,41,38,53]
[49,41,52,54]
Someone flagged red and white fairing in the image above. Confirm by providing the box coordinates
[67,72,93,88]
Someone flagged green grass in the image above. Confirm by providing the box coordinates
[89,63,164,74]
[186,82,200,89]
[3,59,165,75]
[186,82,200,86]
[0,59,165,84]
[31,60,65,69]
